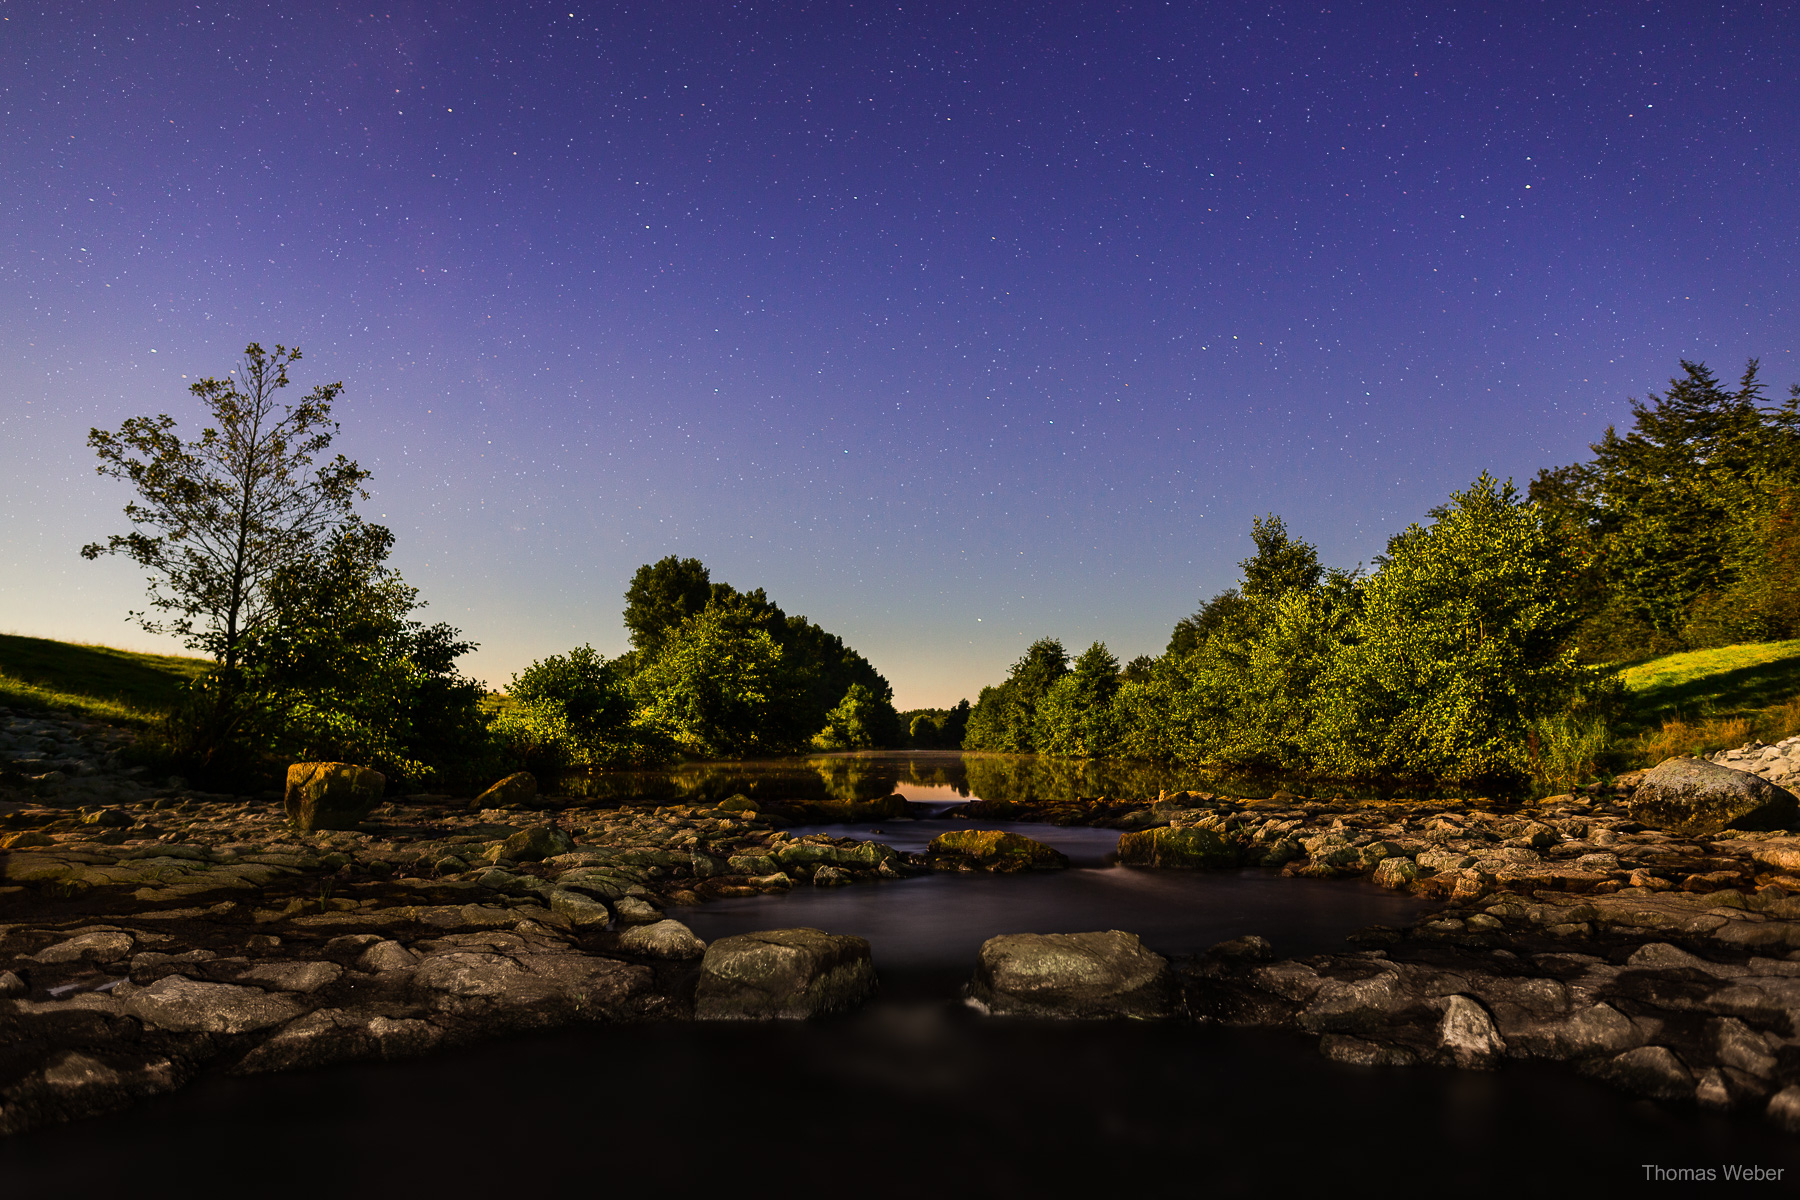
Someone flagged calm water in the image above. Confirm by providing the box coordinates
[4,818,1794,1190]
[555,749,1515,808]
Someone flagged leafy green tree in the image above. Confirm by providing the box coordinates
[83,344,365,670]
[1240,515,1324,600]
[1167,589,1248,658]
[509,645,631,736]
[1036,642,1122,758]
[1310,473,1588,779]
[811,683,887,750]
[231,519,489,785]
[622,556,718,652]
[963,638,1069,752]
[630,606,807,757]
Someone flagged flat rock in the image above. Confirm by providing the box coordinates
[616,919,706,959]
[695,928,876,1019]
[966,930,1175,1019]
[926,829,1068,872]
[117,975,306,1034]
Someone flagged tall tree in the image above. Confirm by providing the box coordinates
[83,344,365,669]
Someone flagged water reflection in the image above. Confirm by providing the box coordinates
[556,749,1499,809]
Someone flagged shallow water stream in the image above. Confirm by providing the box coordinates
[6,814,1800,1193]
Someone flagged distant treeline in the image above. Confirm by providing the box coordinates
[961,359,1800,784]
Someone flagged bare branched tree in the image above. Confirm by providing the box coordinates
[83,343,368,669]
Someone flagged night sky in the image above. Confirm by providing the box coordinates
[3,2,1796,707]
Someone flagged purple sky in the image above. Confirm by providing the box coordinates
[4,2,1797,708]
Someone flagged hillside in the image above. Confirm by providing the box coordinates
[1618,639,1800,764]
[0,633,209,725]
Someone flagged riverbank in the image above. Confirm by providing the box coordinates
[7,705,1800,1145]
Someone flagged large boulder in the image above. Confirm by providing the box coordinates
[965,930,1175,1019]
[1627,757,1799,836]
[1116,825,1241,869]
[694,928,876,1019]
[476,771,538,808]
[926,829,1068,872]
[284,762,385,832]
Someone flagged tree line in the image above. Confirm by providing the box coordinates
[963,359,1800,784]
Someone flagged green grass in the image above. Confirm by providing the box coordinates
[1619,640,1800,721]
[1616,639,1800,764]
[0,633,210,725]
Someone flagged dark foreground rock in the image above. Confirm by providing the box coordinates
[967,931,1175,1019]
[694,928,876,1019]
[1628,757,1800,837]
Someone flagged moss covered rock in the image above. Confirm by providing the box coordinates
[695,927,876,1019]
[966,930,1175,1019]
[1116,824,1241,869]
[926,829,1068,872]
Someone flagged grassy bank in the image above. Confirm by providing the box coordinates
[0,633,209,725]
[1618,639,1800,764]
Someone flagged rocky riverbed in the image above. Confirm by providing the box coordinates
[10,703,1800,1141]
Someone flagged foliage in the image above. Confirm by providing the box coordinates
[203,520,492,786]
[1531,359,1800,659]
[630,606,808,758]
[1307,473,1590,779]
[499,644,665,768]
[1036,643,1122,758]
[899,701,971,749]
[83,344,367,669]
[963,638,1069,752]
[811,683,888,751]
[622,556,718,652]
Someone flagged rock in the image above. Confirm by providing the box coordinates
[1581,1045,1696,1101]
[1767,1086,1800,1133]
[616,919,707,959]
[1371,857,1420,890]
[926,829,1068,872]
[284,762,385,832]
[966,930,1175,1019]
[1319,1034,1418,1067]
[34,930,133,964]
[612,895,662,925]
[1208,935,1274,961]
[717,793,758,812]
[0,970,26,997]
[1626,757,1798,837]
[549,888,612,927]
[226,960,343,993]
[117,975,306,1034]
[502,824,576,862]
[475,772,538,808]
[1708,1016,1777,1078]
[1437,995,1506,1068]
[695,928,877,1019]
[813,865,851,886]
[357,940,420,972]
[1117,825,1241,869]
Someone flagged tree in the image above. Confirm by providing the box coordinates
[1310,473,1587,779]
[83,344,366,669]
[622,557,718,652]
[963,638,1069,752]
[1240,515,1323,600]
[811,683,887,750]
[630,606,808,758]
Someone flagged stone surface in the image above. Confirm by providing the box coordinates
[34,930,133,964]
[1116,824,1241,869]
[966,930,1175,1019]
[357,940,420,972]
[616,919,707,959]
[695,928,876,1019]
[502,824,576,862]
[118,975,307,1033]
[284,762,385,832]
[926,829,1068,872]
[475,771,538,808]
[1581,1045,1697,1102]
[612,895,662,924]
[1437,995,1506,1068]
[1626,757,1798,836]
[549,888,612,926]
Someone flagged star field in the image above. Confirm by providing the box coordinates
[3,2,1796,705]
